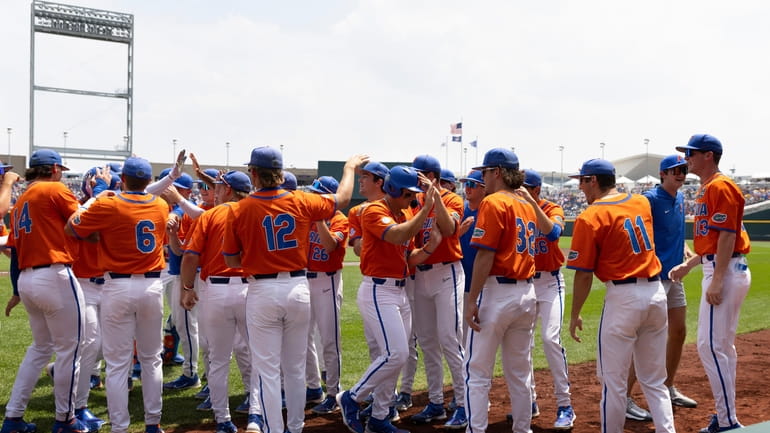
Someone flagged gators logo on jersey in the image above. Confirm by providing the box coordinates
[472,227,485,238]
[567,250,579,260]
[451,211,461,222]
[712,213,728,223]
[381,217,394,224]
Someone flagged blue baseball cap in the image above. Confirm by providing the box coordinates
[660,154,687,171]
[358,161,389,179]
[569,158,615,178]
[215,170,252,193]
[523,169,542,187]
[0,160,12,176]
[30,149,69,170]
[202,168,219,179]
[158,167,171,180]
[247,146,283,169]
[459,170,484,185]
[308,176,339,194]
[108,162,123,174]
[440,168,457,183]
[676,134,723,155]
[281,171,297,191]
[122,157,153,180]
[412,154,441,174]
[473,148,519,170]
[173,173,194,190]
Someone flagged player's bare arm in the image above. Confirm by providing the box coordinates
[314,220,339,252]
[431,183,459,237]
[464,248,495,332]
[706,230,738,305]
[458,216,475,237]
[179,252,200,310]
[0,171,20,216]
[383,184,436,245]
[4,295,20,317]
[189,152,216,189]
[517,186,557,235]
[569,270,594,343]
[334,154,370,209]
[407,226,443,267]
[669,253,701,282]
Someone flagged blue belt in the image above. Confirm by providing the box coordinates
[612,275,660,285]
[253,270,306,279]
[534,270,560,279]
[704,252,742,261]
[209,277,248,284]
[495,277,534,284]
[371,277,406,287]
[89,277,105,285]
[109,271,162,279]
[306,271,337,278]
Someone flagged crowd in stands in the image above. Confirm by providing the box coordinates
[8,174,770,218]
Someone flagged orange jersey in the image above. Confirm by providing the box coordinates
[185,203,244,280]
[567,193,662,282]
[8,181,79,269]
[692,173,751,256]
[222,188,337,275]
[307,210,348,272]
[347,202,365,246]
[359,199,413,279]
[533,199,566,271]
[72,240,104,279]
[68,192,168,273]
[414,188,464,264]
[470,190,536,280]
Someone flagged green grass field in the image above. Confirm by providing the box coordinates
[1,240,768,432]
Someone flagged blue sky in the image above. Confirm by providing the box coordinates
[1,0,768,177]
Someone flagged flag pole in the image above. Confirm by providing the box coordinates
[445,136,449,169]
[475,135,478,168]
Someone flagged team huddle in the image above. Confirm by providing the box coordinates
[0,133,751,433]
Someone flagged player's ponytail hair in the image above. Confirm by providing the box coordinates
[500,167,525,189]
[24,165,54,181]
[249,166,283,189]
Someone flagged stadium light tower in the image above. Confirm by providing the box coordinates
[559,145,565,187]
[6,128,11,164]
[600,142,605,159]
[644,138,650,177]
[226,141,230,169]
[173,138,177,160]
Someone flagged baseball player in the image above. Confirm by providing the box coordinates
[669,134,751,433]
[463,148,537,433]
[223,147,367,433]
[303,176,349,414]
[179,170,261,433]
[626,154,699,419]
[2,149,88,433]
[440,168,457,192]
[457,170,485,345]
[567,158,675,433]
[408,155,467,429]
[163,172,205,391]
[519,169,575,429]
[66,156,169,433]
[337,165,440,433]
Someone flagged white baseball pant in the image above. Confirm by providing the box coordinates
[413,261,465,407]
[398,277,419,395]
[464,276,536,433]
[75,277,103,409]
[6,265,85,422]
[529,270,571,407]
[100,274,164,433]
[247,273,310,433]
[697,255,751,428]
[170,275,203,378]
[307,271,344,396]
[598,279,674,433]
[351,276,411,420]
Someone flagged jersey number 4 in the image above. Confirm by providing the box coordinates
[13,202,33,238]
[623,216,653,254]
[262,214,297,251]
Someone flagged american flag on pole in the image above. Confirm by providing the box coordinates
[452,136,462,142]
[450,122,462,135]
[470,140,477,148]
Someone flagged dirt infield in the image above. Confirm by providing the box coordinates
[176,329,770,433]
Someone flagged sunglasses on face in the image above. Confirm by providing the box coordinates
[580,176,593,183]
[200,183,211,191]
[684,149,704,157]
[464,181,480,189]
[666,166,688,176]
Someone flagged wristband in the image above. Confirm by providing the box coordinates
[182,285,194,291]
[423,247,434,255]
[79,197,97,211]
